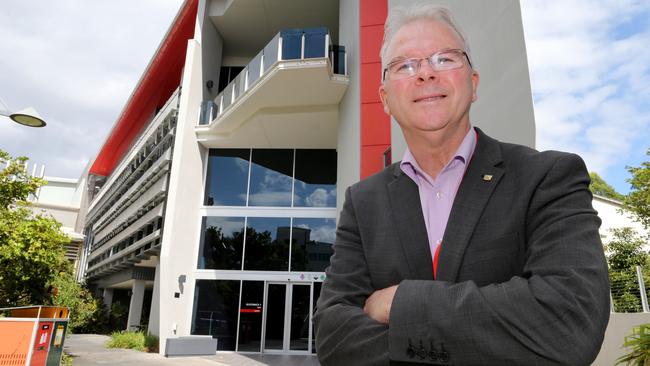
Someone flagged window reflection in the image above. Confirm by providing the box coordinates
[198,217,245,270]
[290,218,335,272]
[191,280,240,351]
[293,150,337,207]
[248,149,293,207]
[204,149,249,206]
[205,148,337,208]
[244,217,291,271]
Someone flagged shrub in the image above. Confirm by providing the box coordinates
[106,331,159,353]
[61,353,73,366]
[50,271,107,333]
[617,324,650,365]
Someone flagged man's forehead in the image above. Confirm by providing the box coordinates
[386,19,463,56]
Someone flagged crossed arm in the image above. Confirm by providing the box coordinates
[314,154,610,365]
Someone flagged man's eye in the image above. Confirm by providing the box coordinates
[437,57,454,64]
[395,62,416,73]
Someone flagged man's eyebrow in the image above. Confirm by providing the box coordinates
[387,56,411,64]
[387,48,459,64]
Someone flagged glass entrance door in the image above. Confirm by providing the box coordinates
[262,282,314,353]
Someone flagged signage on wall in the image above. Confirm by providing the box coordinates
[292,273,326,282]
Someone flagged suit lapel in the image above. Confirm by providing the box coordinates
[436,128,504,281]
[387,166,434,280]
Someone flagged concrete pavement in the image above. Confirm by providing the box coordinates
[64,334,320,366]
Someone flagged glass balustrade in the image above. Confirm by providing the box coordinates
[199,27,347,126]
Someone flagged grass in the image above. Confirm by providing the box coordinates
[61,353,73,366]
[106,330,159,353]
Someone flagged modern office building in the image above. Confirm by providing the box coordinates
[13,161,88,277]
[78,0,534,356]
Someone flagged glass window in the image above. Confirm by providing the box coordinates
[198,217,245,270]
[248,149,293,207]
[291,218,336,272]
[264,283,286,350]
[204,149,250,206]
[238,281,264,352]
[312,282,322,354]
[293,150,336,207]
[191,280,240,351]
[290,284,311,351]
[244,217,291,271]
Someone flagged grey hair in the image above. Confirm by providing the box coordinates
[380,3,471,70]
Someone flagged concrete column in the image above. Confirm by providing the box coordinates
[127,280,146,330]
[148,260,161,336]
[102,288,114,314]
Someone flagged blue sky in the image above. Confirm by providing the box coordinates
[521,0,650,194]
[0,0,648,195]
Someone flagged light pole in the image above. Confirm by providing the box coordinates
[0,96,47,128]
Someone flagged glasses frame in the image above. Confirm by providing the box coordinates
[382,49,472,81]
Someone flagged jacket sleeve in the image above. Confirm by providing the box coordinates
[387,153,610,365]
[314,186,391,366]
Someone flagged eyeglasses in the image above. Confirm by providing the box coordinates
[382,49,472,81]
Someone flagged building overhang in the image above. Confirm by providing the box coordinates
[195,59,348,148]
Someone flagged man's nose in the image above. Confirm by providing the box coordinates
[417,59,437,80]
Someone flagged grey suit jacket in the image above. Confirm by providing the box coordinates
[314,128,610,365]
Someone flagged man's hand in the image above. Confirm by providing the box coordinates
[363,285,399,324]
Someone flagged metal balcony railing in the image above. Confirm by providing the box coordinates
[198,27,347,126]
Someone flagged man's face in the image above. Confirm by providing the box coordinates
[379,19,479,137]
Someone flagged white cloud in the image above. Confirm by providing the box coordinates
[305,188,329,207]
[246,191,292,206]
[0,0,184,179]
[206,217,244,237]
[295,219,336,243]
[521,0,650,187]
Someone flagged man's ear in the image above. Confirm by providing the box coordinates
[471,70,480,102]
[379,84,390,114]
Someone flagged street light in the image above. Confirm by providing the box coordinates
[0,96,46,128]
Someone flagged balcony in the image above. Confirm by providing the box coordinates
[196,28,348,149]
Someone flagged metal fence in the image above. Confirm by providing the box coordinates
[610,265,650,313]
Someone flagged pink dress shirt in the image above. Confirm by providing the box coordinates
[399,127,477,275]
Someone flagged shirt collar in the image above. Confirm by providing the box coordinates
[400,126,477,178]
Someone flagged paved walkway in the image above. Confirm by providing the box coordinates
[65,334,320,366]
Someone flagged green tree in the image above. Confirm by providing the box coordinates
[624,149,650,230]
[606,227,650,313]
[50,271,106,333]
[0,149,71,306]
[590,171,625,201]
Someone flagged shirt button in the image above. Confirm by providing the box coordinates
[436,192,442,199]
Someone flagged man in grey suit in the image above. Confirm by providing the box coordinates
[314,3,610,365]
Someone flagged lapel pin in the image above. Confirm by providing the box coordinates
[482,174,493,182]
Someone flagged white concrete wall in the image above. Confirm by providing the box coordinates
[158,37,207,354]
[336,0,361,212]
[38,178,78,207]
[34,206,78,228]
[593,196,648,245]
[390,0,536,161]
[199,0,224,101]
[593,313,650,366]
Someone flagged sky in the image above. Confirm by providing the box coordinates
[0,0,649,195]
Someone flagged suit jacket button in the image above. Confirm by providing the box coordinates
[428,350,439,361]
[407,345,415,358]
[417,341,427,360]
[439,351,449,362]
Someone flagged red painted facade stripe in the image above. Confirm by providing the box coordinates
[359,0,389,179]
[89,0,198,176]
